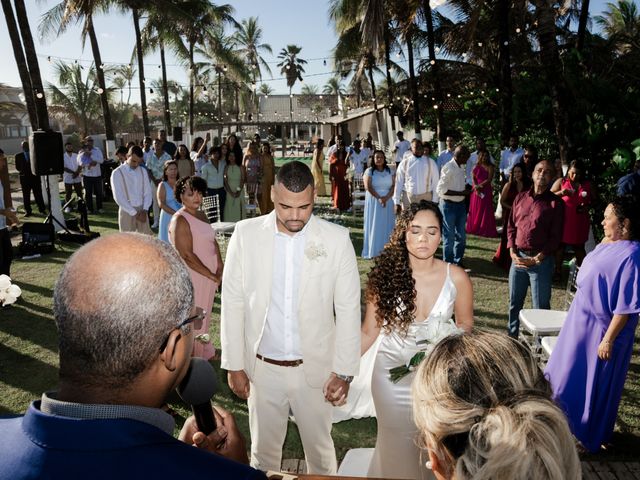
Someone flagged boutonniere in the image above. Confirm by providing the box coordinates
[305,241,327,261]
[194,333,210,344]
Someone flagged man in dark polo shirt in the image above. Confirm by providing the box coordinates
[506,159,564,338]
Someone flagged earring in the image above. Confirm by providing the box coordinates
[425,460,433,470]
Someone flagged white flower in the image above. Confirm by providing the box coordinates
[0,276,22,306]
[0,275,10,290]
[414,317,463,350]
[195,333,210,344]
[580,191,587,198]
[305,242,327,261]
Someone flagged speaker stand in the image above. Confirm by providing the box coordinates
[43,175,73,238]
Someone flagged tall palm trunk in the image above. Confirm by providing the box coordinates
[289,86,293,140]
[132,7,149,137]
[383,23,396,131]
[497,0,513,144]
[189,42,195,135]
[87,14,114,140]
[534,0,571,165]
[14,0,49,130]
[423,0,444,145]
[235,84,240,122]
[160,41,171,132]
[1,0,37,128]
[576,0,590,52]
[406,28,421,138]
[367,61,382,147]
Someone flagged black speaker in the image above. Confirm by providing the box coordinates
[19,222,55,255]
[29,130,64,176]
[173,126,183,142]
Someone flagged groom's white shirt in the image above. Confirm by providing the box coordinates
[221,211,361,387]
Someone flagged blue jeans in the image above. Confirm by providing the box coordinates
[507,254,555,337]
[440,200,467,264]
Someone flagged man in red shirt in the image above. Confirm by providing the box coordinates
[506,159,564,338]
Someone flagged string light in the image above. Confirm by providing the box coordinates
[515,27,521,33]
[97,87,104,94]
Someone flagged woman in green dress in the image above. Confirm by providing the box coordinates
[223,151,246,221]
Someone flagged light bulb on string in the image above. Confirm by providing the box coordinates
[36,91,44,99]
[97,87,104,94]
[323,59,327,66]
[515,27,521,33]
[477,42,483,47]
[150,88,154,94]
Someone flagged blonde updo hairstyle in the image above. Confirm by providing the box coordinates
[412,331,580,480]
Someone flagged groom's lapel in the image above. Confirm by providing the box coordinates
[298,215,320,305]
[257,212,275,300]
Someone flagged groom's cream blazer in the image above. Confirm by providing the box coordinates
[220,212,361,387]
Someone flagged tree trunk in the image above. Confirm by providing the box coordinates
[1,0,37,128]
[496,0,513,144]
[235,84,240,122]
[14,0,49,130]
[217,70,222,141]
[132,8,149,137]
[160,41,172,132]
[383,23,396,131]
[576,0,590,52]
[534,0,571,165]
[87,15,114,140]
[189,42,195,135]
[406,29,421,138]
[368,62,382,148]
[423,0,445,144]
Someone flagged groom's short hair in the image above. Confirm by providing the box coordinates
[276,160,313,193]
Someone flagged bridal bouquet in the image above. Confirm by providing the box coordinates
[0,275,22,307]
[389,317,463,383]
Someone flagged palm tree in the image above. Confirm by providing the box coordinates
[301,84,319,95]
[39,0,114,139]
[1,0,37,127]
[258,83,274,96]
[323,77,346,96]
[113,65,135,105]
[48,62,102,136]
[277,45,307,126]
[595,0,640,54]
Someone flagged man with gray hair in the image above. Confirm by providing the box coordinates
[222,161,361,475]
[0,233,265,480]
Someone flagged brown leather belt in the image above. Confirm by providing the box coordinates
[256,354,303,367]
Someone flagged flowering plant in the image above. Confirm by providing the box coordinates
[389,317,463,383]
[0,275,22,306]
[305,241,327,261]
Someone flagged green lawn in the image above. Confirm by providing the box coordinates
[1,188,639,462]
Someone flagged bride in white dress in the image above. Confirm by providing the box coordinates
[346,201,474,479]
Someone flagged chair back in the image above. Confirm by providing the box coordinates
[564,260,580,310]
[201,195,221,224]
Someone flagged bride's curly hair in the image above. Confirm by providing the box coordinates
[365,200,443,334]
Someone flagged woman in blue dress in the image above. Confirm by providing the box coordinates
[157,160,182,242]
[545,195,640,452]
[362,150,396,259]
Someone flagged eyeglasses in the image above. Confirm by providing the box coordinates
[159,307,205,351]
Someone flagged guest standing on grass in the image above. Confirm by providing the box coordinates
[223,152,246,222]
[362,151,395,259]
[493,163,531,269]
[311,139,327,197]
[111,146,152,234]
[329,140,351,212]
[174,144,195,180]
[15,141,46,217]
[243,142,262,208]
[157,161,181,243]
[0,149,18,275]
[466,151,497,237]
[394,139,440,215]
[545,196,640,453]
[169,176,222,361]
[191,133,210,176]
[201,147,227,217]
[147,140,171,229]
[506,160,564,338]
[259,143,275,214]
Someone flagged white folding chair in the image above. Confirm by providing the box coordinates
[541,336,558,360]
[519,261,579,357]
[244,183,260,218]
[352,173,366,216]
[201,195,236,255]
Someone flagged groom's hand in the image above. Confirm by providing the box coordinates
[323,374,349,406]
[228,370,250,400]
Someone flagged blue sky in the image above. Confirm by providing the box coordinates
[0,0,615,103]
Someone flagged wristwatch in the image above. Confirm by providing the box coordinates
[334,373,354,384]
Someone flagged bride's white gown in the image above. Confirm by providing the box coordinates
[339,264,457,480]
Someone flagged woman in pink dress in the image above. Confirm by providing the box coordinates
[551,160,593,276]
[169,175,222,360]
[466,151,497,237]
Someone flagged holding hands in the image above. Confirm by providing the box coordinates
[323,373,350,407]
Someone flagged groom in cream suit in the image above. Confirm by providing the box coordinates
[221,161,361,474]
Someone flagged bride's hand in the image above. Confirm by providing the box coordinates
[323,374,349,406]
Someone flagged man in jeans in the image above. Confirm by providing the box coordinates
[506,159,564,338]
[79,136,104,214]
[436,145,471,267]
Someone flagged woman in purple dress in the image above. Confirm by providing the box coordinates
[545,195,640,452]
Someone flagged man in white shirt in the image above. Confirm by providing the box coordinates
[326,134,342,159]
[62,141,82,212]
[436,136,455,173]
[393,138,440,215]
[147,139,172,228]
[437,145,472,267]
[142,136,153,166]
[499,135,525,182]
[466,137,495,186]
[392,131,411,167]
[221,161,360,475]
[110,146,152,234]
[347,139,369,178]
[78,136,104,214]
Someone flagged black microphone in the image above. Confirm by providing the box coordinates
[177,357,219,435]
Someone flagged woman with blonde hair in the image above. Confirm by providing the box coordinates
[412,331,580,480]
